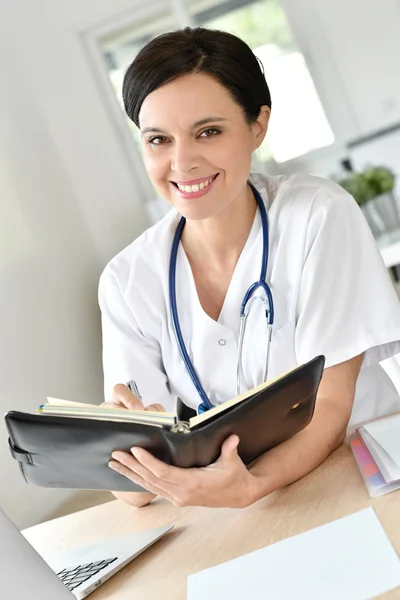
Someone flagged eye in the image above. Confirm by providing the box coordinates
[199,127,222,138]
[147,136,169,146]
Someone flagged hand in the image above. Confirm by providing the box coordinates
[102,383,163,507]
[109,435,259,509]
[101,384,165,412]
[111,490,156,508]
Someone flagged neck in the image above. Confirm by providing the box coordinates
[181,183,257,268]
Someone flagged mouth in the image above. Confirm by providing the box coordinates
[171,174,219,197]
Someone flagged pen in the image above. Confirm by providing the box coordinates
[125,380,142,401]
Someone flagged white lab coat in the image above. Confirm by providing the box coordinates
[99,172,400,425]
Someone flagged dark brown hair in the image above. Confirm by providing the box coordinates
[122,27,271,127]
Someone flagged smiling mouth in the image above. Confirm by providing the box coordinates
[172,174,219,194]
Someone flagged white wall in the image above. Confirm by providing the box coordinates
[2,0,400,528]
[280,0,400,176]
[311,0,400,136]
[0,38,100,527]
[0,0,151,529]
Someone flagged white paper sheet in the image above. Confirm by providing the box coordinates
[187,508,400,600]
[364,414,400,468]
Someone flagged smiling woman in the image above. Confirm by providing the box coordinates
[122,28,271,225]
[99,27,400,510]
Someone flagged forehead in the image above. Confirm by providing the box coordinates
[139,72,243,129]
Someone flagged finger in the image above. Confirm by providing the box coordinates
[130,447,186,486]
[114,449,183,491]
[144,403,166,412]
[218,435,240,462]
[108,460,175,502]
[100,401,125,410]
[112,384,145,411]
[109,453,180,501]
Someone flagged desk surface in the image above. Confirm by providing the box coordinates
[23,443,400,600]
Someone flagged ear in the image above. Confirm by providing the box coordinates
[251,105,271,150]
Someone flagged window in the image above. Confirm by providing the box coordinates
[196,0,334,162]
[100,0,334,165]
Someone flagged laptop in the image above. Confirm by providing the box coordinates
[0,507,172,599]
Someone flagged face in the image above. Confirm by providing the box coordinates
[139,73,270,221]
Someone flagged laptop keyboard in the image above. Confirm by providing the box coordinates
[57,557,118,591]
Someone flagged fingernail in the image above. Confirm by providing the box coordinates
[112,452,123,461]
[130,447,140,458]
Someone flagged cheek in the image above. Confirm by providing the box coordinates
[143,151,175,202]
[143,152,170,192]
[217,135,253,176]
[143,151,164,179]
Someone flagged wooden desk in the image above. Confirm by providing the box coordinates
[23,443,400,600]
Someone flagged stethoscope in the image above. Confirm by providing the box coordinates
[169,182,274,415]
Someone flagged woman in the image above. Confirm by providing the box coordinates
[100,27,400,509]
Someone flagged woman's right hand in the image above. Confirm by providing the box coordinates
[101,383,165,412]
[101,383,163,507]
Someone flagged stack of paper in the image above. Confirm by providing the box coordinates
[350,413,400,497]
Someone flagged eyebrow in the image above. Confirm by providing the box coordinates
[140,117,228,135]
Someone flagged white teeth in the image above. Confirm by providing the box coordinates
[177,177,215,193]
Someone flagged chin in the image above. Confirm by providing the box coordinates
[177,207,213,221]
[183,213,212,222]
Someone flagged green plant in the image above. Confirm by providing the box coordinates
[335,165,395,206]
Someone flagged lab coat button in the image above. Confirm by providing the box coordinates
[218,339,226,346]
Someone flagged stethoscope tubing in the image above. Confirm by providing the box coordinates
[169,182,274,413]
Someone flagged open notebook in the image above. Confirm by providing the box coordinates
[37,364,307,431]
[5,355,325,492]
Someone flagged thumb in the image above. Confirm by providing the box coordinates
[219,435,240,462]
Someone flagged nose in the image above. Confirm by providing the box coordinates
[170,138,200,175]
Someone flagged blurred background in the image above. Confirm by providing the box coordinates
[2,0,400,528]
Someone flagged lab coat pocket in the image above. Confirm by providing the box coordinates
[269,319,297,380]
[240,295,294,389]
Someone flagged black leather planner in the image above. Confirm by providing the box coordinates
[5,355,325,492]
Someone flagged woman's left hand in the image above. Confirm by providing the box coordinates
[109,435,259,508]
